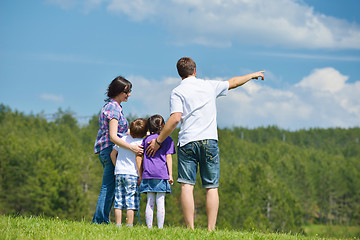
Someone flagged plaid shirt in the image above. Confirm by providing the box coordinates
[94,99,129,154]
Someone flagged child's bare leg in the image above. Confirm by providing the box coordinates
[115,208,122,225]
[126,210,134,226]
[206,188,219,231]
[181,183,195,229]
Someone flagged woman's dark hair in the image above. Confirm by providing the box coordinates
[147,114,165,134]
[177,57,196,79]
[105,76,132,101]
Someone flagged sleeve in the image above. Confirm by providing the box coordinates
[142,138,147,149]
[104,102,121,121]
[170,89,183,114]
[211,80,229,97]
[113,144,120,151]
[164,137,176,155]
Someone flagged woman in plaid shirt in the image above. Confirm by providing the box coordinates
[92,76,143,224]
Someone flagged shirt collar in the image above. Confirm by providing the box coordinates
[182,76,197,83]
[109,98,122,109]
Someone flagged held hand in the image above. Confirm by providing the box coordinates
[137,176,142,186]
[169,176,174,185]
[145,139,160,157]
[252,71,265,80]
[130,144,144,156]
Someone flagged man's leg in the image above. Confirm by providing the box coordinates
[206,188,219,231]
[181,183,195,229]
[198,140,220,231]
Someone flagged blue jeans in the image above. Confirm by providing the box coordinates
[177,139,220,188]
[92,146,115,224]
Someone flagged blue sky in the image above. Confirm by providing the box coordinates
[1,0,359,130]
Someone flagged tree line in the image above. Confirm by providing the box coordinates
[0,104,359,233]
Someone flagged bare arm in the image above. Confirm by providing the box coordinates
[110,149,118,166]
[135,155,143,185]
[228,71,265,90]
[109,119,143,155]
[146,112,182,157]
[166,154,173,185]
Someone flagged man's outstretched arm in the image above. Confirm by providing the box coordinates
[228,71,265,90]
[146,112,182,157]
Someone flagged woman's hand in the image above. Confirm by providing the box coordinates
[130,144,144,155]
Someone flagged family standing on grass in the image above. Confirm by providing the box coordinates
[92,57,265,231]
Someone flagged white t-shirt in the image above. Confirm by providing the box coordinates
[113,135,143,176]
[170,76,229,147]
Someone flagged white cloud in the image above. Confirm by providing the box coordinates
[47,0,360,49]
[217,84,314,129]
[83,0,104,12]
[123,75,178,118]
[219,67,360,129]
[242,81,262,95]
[126,68,360,130]
[105,0,360,49]
[259,52,360,61]
[40,93,64,103]
[296,67,348,93]
[107,0,159,21]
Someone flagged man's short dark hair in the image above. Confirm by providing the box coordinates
[177,57,196,79]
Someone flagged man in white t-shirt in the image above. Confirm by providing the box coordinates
[146,57,265,231]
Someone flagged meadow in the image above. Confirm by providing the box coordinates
[1,106,360,239]
[1,215,350,240]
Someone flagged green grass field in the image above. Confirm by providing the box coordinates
[1,215,359,240]
[303,224,360,239]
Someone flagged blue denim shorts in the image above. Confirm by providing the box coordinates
[114,174,140,210]
[177,139,220,188]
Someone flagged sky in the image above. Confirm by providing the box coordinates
[1,0,360,130]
